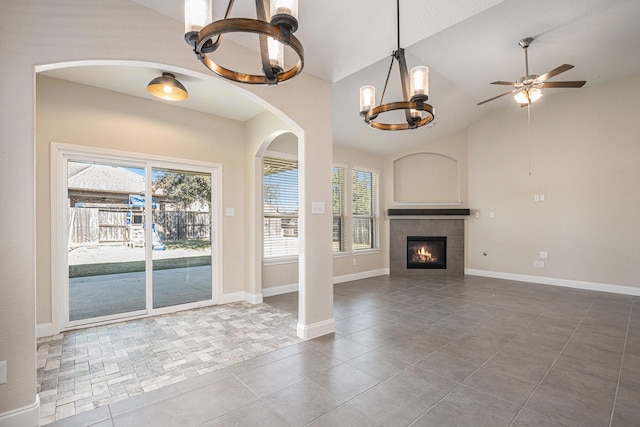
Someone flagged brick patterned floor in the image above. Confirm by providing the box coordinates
[36,302,301,425]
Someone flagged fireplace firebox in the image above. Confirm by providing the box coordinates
[407,236,447,269]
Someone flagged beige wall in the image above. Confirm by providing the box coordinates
[467,74,640,288]
[383,129,469,269]
[35,75,248,324]
[1,0,334,416]
[333,145,387,277]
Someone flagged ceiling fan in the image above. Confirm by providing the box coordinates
[477,37,586,106]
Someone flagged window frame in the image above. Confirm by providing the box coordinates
[332,164,347,254]
[262,151,299,263]
[351,167,380,251]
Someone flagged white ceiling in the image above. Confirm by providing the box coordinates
[42,0,640,155]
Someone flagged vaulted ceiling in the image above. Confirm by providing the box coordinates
[43,0,640,154]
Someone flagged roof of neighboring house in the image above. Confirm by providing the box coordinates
[68,163,145,194]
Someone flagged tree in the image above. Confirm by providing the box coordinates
[153,171,211,210]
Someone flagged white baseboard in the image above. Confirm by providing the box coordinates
[244,292,264,304]
[221,292,264,304]
[262,283,299,297]
[297,318,335,340]
[261,269,390,298]
[37,323,53,338]
[0,395,39,427]
[465,269,640,296]
[333,268,388,284]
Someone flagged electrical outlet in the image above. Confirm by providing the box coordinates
[534,194,540,202]
[533,260,539,268]
[540,194,545,201]
[489,212,495,218]
[0,361,6,384]
[352,258,357,266]
[539,260,545,268]
[475,211,480,218]
[539,251,548,259]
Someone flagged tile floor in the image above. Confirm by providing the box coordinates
[42,275,639,426]
[37,302,301,425]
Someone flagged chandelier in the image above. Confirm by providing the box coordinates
[359,0,435,130]
[184,0,304,85]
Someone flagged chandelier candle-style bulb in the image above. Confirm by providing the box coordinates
[410,65,429,99]
[270,0,298,32]
[359,85,376,116]
[268,37,285,73]
[271,0,298,19]
[185,0,212,36]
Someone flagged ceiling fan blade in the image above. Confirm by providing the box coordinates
[477,89,516,105]
[541,80,586,88]
[490,81,516,86]
[537,64,574,82]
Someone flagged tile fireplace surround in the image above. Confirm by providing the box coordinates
[389,209,470,277]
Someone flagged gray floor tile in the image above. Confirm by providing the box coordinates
[346,349,410,380]
[200,400,291,427]
[309,362,380,401]
[463,364,538,406]
[262,379,343,427]
[181,375,258,425]
[306,404,383,427]
[38,275,640,427]
[109,384,180,417]
[525,382,614,427]
[348,380,433,427]
[383,366,458,405]
[414,351,480,382]
[279,347,342,376]
[306,336,372,362]
[46,406,111,427]
[112,394,193,427]
[234,359,304,397]
[610,385,640,427]
[411,384,520,427]
[511,408,571,427]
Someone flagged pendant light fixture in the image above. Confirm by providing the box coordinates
[184,0,304,85]
[147,72,189,101]
[359,0,435,130]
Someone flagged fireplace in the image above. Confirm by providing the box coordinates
[407,236,447,269]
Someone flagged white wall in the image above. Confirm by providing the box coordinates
[1,0,334,418]
[467,74,640,289]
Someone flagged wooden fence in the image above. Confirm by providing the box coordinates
[154,211,211,241]
[68,208,210,244]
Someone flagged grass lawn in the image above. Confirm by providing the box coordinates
[69,255,211,278]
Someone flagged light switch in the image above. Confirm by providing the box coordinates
[311,202,325,215]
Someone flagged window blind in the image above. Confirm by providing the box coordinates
[352,169,379,250]
[332,166,346,252]
[263,156,299,260]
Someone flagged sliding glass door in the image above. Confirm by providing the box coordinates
[59,147,218,329]
[67,160,148,322]
[151,167,213,308]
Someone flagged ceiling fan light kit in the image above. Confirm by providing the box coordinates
[478,37,586,106]
[184,0,303,85]
[358,0,435,131]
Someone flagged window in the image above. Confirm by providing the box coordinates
[352,168,379,250]
[332,165,346,252]
[263,155,299,260]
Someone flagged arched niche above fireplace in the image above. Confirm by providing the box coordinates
[393,153,459,204]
